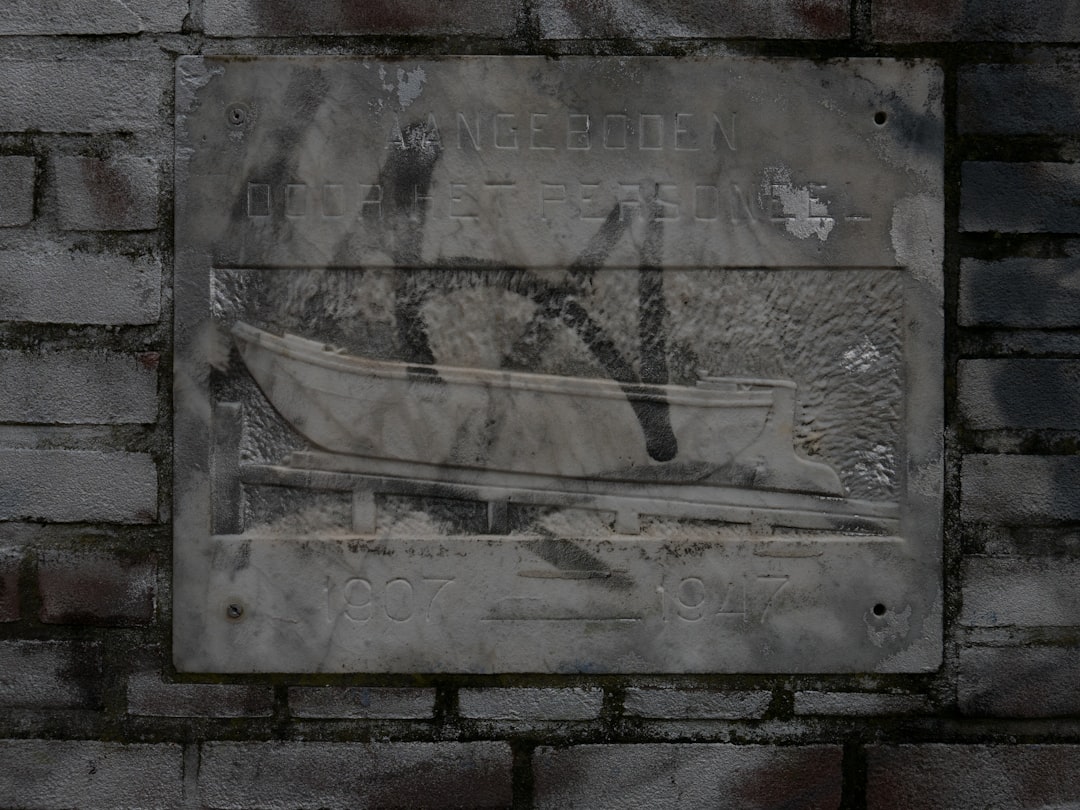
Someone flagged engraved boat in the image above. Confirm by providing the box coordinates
[232,321,844,497]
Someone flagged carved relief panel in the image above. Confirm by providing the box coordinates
[174,57,943,672]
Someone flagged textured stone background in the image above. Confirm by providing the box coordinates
[1,0,1079,806]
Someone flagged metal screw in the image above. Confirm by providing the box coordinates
[226,603,244,619]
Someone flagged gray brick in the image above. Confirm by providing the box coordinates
[0,547,18,621]
[867,744,1080,809]
[534,744,842,809]
[794,691,931,716]
[0,245,161,325]
[961,162,1080,233]
[289,686,435,719]
[961,557,1080,627]
[128,672,273,717]
[54,156,158,231]
[199,741,512,809]
[0,155,35,226]
[0,739,183,810]
[0,350,157,424]
[960,257,1080,327]
[0,640,101,708]
[959,359,1080,431]
[459,687,602,721]
[623,688,771,720]
[960,646,1080,717]
[962,454,1080,525]
[203,0,518,36]
[38,551,156,625]
[0,61,163,133]
[874,0,1080,42]
[0,449,156,523]
[960,60,1080,135]
[0,0,185,34]
[538,0,848,39]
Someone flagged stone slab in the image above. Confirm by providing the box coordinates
[0,350,157,424]
[959,60,1080,135]
[0,0,185,34]
[866,744,1080,810]
[174,56,944,674]
[0,740,183,810]
[0,449,157,523]
[458,687,603,720]
[0,60,163,133]
[959,646,1080,717]
[0,244,161,325]
[199,741,512,809]
[873,0,1080,42]
[0,155,35,227]
[961,162,1080,233]
[623,688,771,719]
[533,743,843,809]
[959,257,1080,328]
[203,0,519,37]
[536,0,849,40]
[289,686,436,719]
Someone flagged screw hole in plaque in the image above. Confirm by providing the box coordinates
[872,602,887,617]
[226,102,249,128]
[225,602,245,621]
[873,110,888,126]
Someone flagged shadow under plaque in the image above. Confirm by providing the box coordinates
[173,56,943,673]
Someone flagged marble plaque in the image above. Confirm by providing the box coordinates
[174,56,943,673]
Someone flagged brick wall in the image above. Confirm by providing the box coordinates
[0,1,1077,806]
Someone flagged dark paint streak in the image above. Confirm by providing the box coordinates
[378,120,443,364]
[637,198,677,461]
[522,538,634,590]
[366,137,677,460]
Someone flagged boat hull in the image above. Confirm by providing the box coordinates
[232,322,843,495]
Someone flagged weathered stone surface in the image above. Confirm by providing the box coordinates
[959,359,1080,430]
[0,155,35,226]
[0,350,157,424]
[0,244,161,325]
[459,687,603,720]
[37,551,156,625]
[874,0,1080,42]
[537,0,848,39]
[0,740,183,810]
[960,257,1080,327]
[623,688,771,719]
[867,745,1080,809]
[174,56,943,674]
[199,741,513,808]
[0,641,101,708]
[127,672,273,717]
[534,744,842,808]
[794,691,931,716]
[962,455,1080,525]
[203,0,519,36]
[0,0,186,34]
[961,162,1080,233]
[54,156,159,231]
[0,449,156,523]
[960,557,1080,627]
[959,646,1080,717]
[959,60,1080,135]
[0,61,163,133]
[0,548,19,622]
[289,686,436,719]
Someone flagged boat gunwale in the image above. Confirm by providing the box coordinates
[232,322,790,408]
